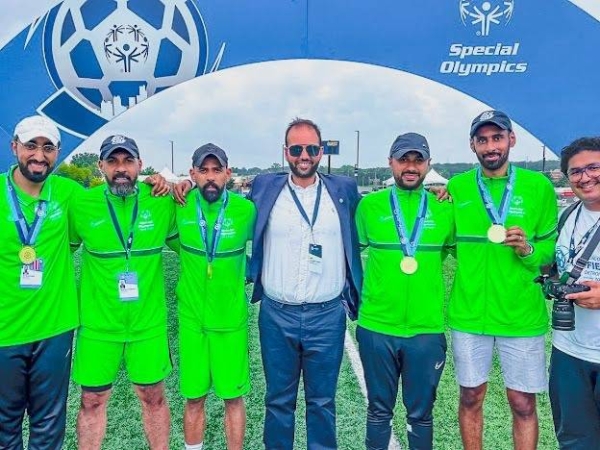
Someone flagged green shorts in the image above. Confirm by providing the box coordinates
[72,333,172,388]
[179,325,250,399]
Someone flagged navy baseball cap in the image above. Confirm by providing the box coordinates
[192,143,228,167]
[389,133,430,159]
[99,135,140,160]
[470,110,512,138]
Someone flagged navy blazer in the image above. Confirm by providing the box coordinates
[247,172,362,320]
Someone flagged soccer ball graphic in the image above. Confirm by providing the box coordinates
[43,0,208,119]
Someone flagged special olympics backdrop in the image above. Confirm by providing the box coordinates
[0,0,598,171]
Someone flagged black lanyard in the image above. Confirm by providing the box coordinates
[568,203,600,263]
[105,190,139,263]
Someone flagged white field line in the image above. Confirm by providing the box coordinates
[344,330,402,450]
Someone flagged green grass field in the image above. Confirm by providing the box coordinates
[55,251,558,449]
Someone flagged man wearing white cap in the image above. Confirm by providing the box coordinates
[0,115,80,449]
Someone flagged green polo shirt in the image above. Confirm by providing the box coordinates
[70,182,177,342]
[0,168,80,346]
[176,190,255,332]
[448,165,558,336]
[356,186,454,337]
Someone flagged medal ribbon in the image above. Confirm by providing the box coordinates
[390,188,428,257]
[196,190,229,265]
[6,177,47,247]
[476,165,515,225]
[105,189,139,263]
[568,203,600,263]
[287,179,322,232]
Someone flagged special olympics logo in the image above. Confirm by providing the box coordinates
[43,0,208,121]
[460,1,515,36]
[104,24,150,73]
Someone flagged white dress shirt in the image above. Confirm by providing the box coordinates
[262,174,345,304]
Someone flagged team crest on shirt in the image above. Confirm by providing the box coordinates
[220,217,236,238]
[45,201,63,221]
[137,209,155,231]
[508,195,524,217]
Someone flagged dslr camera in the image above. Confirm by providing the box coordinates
[534,275,590,331]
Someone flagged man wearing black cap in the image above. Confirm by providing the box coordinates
[247,118,362,450]
[175,143,255,450]
[70,134,179,450]
[448,111,557,450]
[355,132,454,450]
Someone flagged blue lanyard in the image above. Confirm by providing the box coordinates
[6,177,47,246]
[568,203,600,263]
[287,179,322,231]
[476,165,515,225]
[196,190,228,264]
[105,190,139,263]
[389,188,428,257]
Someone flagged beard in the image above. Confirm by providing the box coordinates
[476,150,509,172]
[18,159,52,183]
[289,159,319,180]
[201,181,225,203]
[107,174,137,197]
[394,171,426,190]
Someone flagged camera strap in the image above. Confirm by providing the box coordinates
[566,209,600,284]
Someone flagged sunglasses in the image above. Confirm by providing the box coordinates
[286,144,321,157]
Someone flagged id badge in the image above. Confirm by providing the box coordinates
[308,243,323,274]
[118,272,139,301]
[20,260,44,289]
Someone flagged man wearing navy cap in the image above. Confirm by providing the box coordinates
[71,134,178,450]
[355,132,454,450]
[448,110,557,450]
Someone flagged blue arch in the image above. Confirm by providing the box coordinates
[0,0,597,170]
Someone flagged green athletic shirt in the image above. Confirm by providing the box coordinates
[0,169,81,346]
[70,182,177,342]
[448,165,557,336]
[356,186,454,337]
[176,190,255,332]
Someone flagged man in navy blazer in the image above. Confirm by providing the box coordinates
[248,118,362,450]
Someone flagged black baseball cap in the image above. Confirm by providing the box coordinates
[99,135,140,160]
[470,110,512,138]
[192,143,228,167]
[389,132,430,159]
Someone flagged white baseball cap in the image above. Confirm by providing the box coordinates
[14,115,61,147]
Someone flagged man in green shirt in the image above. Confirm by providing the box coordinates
[71,135,178,450]
[448,110,557,450]
[0,115,80,449]
[355,132,454,450]
[176,143,255,450]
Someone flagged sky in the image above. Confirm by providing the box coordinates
[2,0,598,174]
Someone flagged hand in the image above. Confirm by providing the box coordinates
[173,179,193,205]
[144,174,171,197]
[566,280,600,309]
[427,185,452,202]
[504,226,533,256]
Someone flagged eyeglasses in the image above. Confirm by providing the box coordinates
[286,144,321,157]
[566,163,600,181]
[18,140,59,154]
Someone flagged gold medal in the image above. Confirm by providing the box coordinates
[487,224,507,244]
[400,256,418,275]
[207,263,213,279]
[19,246,36,264]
